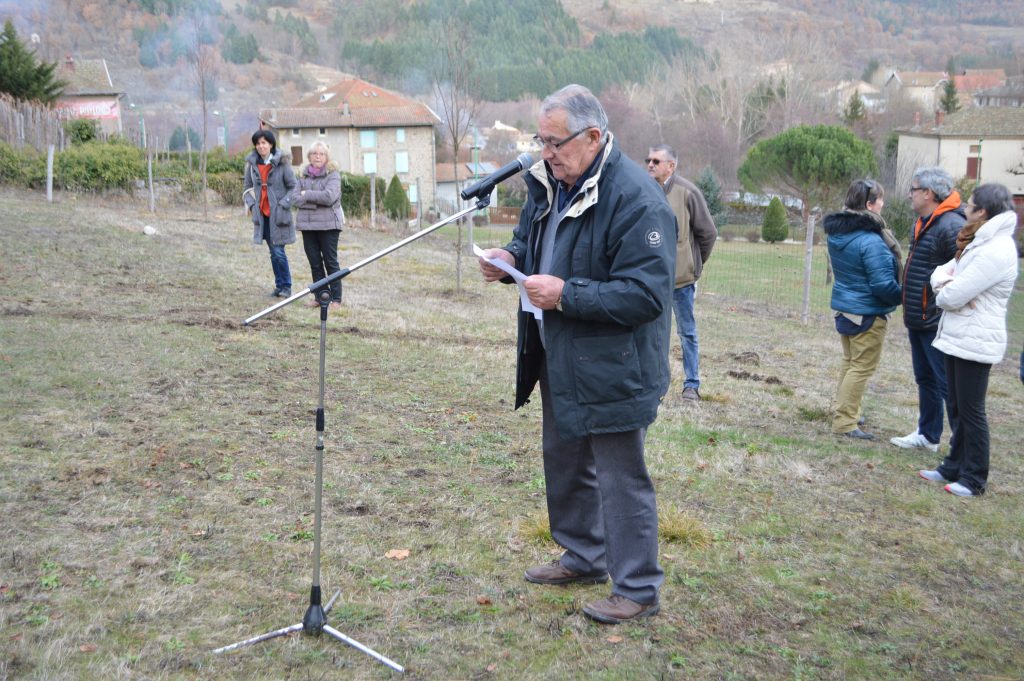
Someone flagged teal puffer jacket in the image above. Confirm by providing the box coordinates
[824,210,902,316]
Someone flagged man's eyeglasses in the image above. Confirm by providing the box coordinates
[909,186,927,194]
[644,158,664,166]
[533,127,590,151]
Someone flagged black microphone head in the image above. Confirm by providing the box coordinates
[517,153,534,169]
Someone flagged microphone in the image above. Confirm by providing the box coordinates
[460,153,534,201]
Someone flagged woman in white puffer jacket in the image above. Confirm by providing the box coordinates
[918,183,1020,497]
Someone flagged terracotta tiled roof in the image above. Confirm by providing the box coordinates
[59,57,120,95]
[261,78,439,128]
[953,69,1006,93]
[901,107,1024,136]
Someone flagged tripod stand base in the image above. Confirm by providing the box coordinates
[212,589,404,673]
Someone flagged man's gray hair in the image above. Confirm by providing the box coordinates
[912,166,955,201]
[649,144,677,162]
[540,84,608,137]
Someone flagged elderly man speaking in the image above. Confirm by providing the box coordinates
[478,84,677,624]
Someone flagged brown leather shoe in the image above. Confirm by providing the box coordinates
[524,560,608,585]
[582,594,660,624]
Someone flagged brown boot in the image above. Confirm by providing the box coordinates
[524,560,608,585]
[582,594,660,624]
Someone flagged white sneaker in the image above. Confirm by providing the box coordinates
[918,470,948,483]
[944,482,975,497]
[890,430,939,452]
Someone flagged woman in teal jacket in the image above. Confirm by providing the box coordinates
[824,180,902,440]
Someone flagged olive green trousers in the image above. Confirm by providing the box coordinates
[833,318,888,434]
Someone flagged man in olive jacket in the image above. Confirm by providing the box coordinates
[478,85,676,625]
[645,144,717,401]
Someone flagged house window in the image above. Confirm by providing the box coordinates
[292,128,300,136]
[969,144,981,153]
[396,128,405,143]
[318,128,326,136]
[966,157,979,180]
[407,183,417,204]
[395,151,409,174]
[363,152,377,175]
[360,130,376,148]
[291,146,303,166]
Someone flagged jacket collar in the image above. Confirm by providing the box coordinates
[915,190,962,238]
[527,132,616,220]
[970,210,1019,246]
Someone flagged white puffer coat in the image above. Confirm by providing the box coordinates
[930,210,1019,364]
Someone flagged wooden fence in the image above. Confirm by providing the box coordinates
[0,94,66,152]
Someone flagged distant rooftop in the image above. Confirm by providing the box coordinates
[901,107,1024,137]
[59,56,120,96]
[261,77,439,129]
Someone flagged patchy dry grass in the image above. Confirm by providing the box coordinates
[2,190,1023,680]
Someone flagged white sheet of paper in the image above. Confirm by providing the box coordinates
[473,244,543,321]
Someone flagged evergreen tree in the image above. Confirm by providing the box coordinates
[383,174,410,219]
[843,90,867,126]
[761,197,788,243]
[738,124,877,229]
[169,125,201,152]
[861,57,880,84]
[221,25,261,65]
[0,20,65,104]
[695,166,724,229]
[939,79,960,115]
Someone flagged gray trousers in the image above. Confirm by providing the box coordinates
[540,374,664,605]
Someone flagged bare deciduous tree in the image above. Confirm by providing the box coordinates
[188,11,217,220]
[431,19,482,293]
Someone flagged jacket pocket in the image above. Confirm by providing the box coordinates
[571,333,643,405]
[275,206,293,228]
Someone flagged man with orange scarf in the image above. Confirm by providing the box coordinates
[890,167,965,453]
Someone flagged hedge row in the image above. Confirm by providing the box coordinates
[0,140,388,218]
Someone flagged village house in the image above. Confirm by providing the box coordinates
[884,70,948,112]
[53,56,124,136]
[897,107,1024,211]
[885,69,1007,112]
[974,76,1024,108]
[824,80,884,115]
[259,78,440,213]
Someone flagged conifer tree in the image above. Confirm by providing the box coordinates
[0,20,65,104]
[939,79,961,115]
[383,174,410,220]
[761,196,788,243]
[695,166,724,229]
[843,90,867,126]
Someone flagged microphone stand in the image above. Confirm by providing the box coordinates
[214,198,490,672]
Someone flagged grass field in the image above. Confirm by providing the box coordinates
[2,191,1023,680]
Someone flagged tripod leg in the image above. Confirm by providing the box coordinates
[212,622,303,654]
[323,625,405,673]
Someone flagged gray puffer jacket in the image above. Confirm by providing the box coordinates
[293,162,344,231]
[243,150,296,246]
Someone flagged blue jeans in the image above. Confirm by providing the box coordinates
[263,215,291,291]
[907,327,948,444]
[672,284,700,390]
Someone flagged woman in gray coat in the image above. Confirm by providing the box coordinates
[293,141,345,308]
[243,129,296,297]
